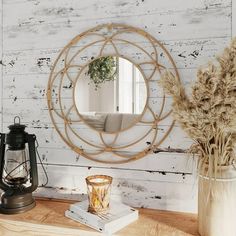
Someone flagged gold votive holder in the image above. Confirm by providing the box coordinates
[86,175,113,214]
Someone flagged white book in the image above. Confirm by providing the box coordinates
[65,200,138,235]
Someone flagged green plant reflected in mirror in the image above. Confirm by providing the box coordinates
[88,56,117,90]
[74,56,148,133]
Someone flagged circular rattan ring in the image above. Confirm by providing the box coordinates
[47,23,180,164]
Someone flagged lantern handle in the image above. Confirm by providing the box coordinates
[14,116,21,124]
[35,138,48,187]
[0,134,9,191]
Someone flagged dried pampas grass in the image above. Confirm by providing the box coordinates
[159,38,236,176]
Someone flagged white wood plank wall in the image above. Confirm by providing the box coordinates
[233,0,236,36]
[0,0,2,129]
[0,0,235,213]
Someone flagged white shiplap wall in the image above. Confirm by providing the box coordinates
[233,0,236,36]
[0,0,234,213]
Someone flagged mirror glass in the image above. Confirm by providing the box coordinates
[74,56,147,132]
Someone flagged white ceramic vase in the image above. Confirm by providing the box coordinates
[198,164,236,236]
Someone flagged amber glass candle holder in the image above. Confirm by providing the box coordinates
[86,175,113,214]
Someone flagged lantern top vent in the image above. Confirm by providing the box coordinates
[8,116,26,133]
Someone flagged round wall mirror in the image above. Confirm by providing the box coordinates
[47,24,179,164]
[74,56,147,133]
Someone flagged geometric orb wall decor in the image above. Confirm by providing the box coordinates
[47,23,179,164]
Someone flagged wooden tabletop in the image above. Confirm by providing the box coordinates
[0,198,199,236]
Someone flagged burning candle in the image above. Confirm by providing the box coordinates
[86,175,113,214]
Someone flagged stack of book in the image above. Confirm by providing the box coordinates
[65,200,139,235]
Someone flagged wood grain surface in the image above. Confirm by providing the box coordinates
[0,198,199,236]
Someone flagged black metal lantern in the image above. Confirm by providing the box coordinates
[0,117,38,214]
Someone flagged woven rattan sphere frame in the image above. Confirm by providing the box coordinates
[47,23,179,164]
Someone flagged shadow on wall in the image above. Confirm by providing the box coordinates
[34,163,197,213]
[34,186,88,202]
[34,165,88,202]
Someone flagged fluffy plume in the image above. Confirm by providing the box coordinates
[159,38,236,175]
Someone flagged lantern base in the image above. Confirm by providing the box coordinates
[0,192,36,214]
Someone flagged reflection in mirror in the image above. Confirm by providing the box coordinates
[75,56,147,132]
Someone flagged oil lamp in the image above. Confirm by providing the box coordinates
[0,117,38,214]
